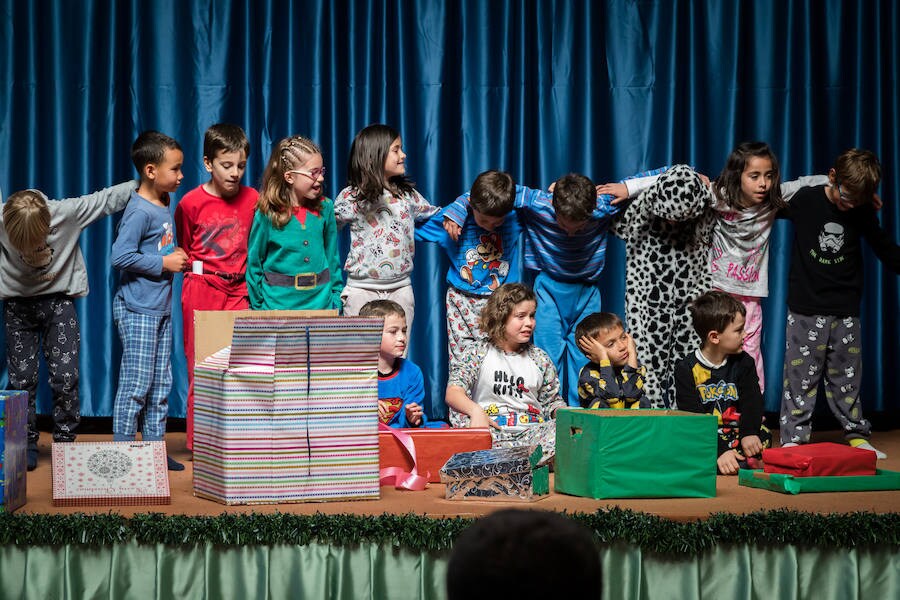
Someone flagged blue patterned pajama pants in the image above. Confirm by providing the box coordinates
[112,295,172,441]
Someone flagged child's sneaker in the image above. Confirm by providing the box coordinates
[27,449,38,471]
[167,456,185,471]
[849,439,887,460]
[780,442,798,448]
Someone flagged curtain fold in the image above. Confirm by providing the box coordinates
[0,541,896,599]
[0,0,897,419]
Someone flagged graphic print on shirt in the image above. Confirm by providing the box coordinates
[460,232,509,291]
[197,215,249,263]
[817,222,845,255]
[158,222,175,254]
[380,396,402,424]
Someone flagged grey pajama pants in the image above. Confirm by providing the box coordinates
[779,311,871,445]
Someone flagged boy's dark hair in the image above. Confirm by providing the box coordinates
[479,283,536,347]
[689,290,746,340]
[833,148,881,203]
[551,173,596,222]
[575,312,624,342]
[446,509,601,600]
[131,130,182,174]
[714,141,784,210]
[204,123,250,160]
[358,299,406,320]
[470,170,516,217]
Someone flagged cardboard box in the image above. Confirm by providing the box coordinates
[739,468,900,494]
[439,445,549,501]
[762,442,877,477]
[0,391,27,513]
[52,441,170,506]
[554,409,718,499]
[193,312,382,504]
[379,428,493,483]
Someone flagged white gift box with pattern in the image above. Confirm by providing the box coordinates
[192,314,381,504]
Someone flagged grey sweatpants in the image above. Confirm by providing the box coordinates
[779,311,870,445]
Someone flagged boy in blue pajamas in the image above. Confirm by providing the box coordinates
[443,167,666,406]
[111,131,189,470]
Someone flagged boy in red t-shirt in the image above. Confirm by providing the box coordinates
[174,124,257,450]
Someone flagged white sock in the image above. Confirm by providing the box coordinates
[852,441,887,460]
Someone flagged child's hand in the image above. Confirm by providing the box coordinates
[443,218,462,242]
[378,399,391,422]
[577,335,607,364]
[717,449,742,475]
[469,407,501,430]
[740,435,763,458]
[625,332,639,367]
[404,402,424,427]
[596,183,628,205]
[162,247,189,273]
[696,172,711,188]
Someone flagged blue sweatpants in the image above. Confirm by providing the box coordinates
[112,295,172,441]
[532,273,601,407]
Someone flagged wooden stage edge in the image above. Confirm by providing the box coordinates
[18,429,900,521]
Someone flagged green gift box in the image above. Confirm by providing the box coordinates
[554,409,718,499]
[738,468,900,494]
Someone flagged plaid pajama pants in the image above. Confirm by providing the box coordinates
[112,295,172,441]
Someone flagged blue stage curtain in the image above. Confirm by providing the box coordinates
[0,1,897,420]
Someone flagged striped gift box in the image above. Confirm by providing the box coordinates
[193,316,382,504]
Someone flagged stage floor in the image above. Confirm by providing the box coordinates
[18,429,900,520]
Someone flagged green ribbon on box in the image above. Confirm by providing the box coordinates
[555,409,719,499]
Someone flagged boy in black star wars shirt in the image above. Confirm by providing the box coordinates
[675,291,770,475]
[777,149,899,459]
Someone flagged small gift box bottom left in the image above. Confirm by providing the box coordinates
[52,441,171,507]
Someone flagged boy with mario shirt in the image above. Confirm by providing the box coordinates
[675,290,770,475]
[416,170,524,369]
[1,179,136,470]
[359,300,427,428]
[111,131,189,470]
[575,312,649,409]
[779,148,900,459]
[174,123,258,451]
[442,167,667,406]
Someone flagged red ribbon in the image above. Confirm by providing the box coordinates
[378,423,430,490]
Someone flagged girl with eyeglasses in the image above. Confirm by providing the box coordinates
[246,135,343,310]
[334,124,439,333]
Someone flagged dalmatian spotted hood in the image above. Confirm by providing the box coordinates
[645,164,712,222]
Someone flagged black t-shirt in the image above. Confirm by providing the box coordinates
[781,185,900,316]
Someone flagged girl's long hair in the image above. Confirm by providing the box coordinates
[257,136,322,228]
[713,141,785,210]
[346,124,414,209]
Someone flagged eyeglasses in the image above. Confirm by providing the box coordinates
[288,166,326,180]
[836,182,860,208]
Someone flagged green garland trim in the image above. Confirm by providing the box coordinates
[0,509,897,555]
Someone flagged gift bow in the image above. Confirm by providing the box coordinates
[378,423,430,490]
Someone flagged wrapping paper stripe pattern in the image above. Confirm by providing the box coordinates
[51,441,170,506]
[0,391,27,513]
[193,316,382,504]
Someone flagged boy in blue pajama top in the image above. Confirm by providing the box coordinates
[443,167,667,406]
[111,131,189,470]
[417,170,524,369]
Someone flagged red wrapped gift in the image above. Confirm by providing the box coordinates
[379,427,493,483]
[763,442,877,477]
